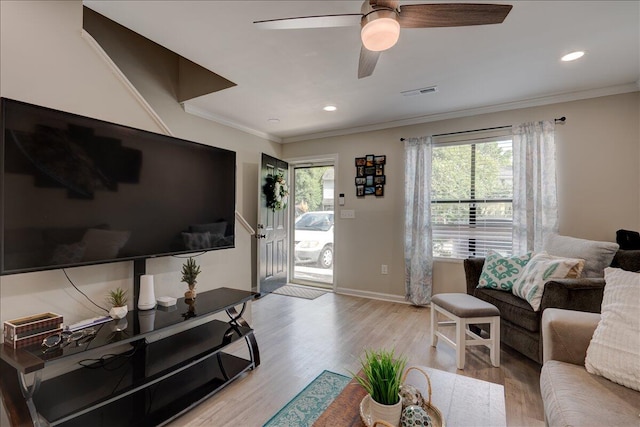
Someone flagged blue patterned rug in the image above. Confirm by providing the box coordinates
[263,370,351,427]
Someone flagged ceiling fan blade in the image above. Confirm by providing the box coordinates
[254,14,362,29]
[358,46,381,79]
[398,3,513,28]
[370,0,400,10]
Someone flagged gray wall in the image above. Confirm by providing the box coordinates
[283,92,640,298]
[0,0,280,346]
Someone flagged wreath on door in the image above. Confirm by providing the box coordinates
[264,173,289,211]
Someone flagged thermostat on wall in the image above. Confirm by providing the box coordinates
[157,296,177,307]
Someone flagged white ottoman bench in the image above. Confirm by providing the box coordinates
[431,293,500,369]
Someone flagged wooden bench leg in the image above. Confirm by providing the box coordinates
[490,316,500,367]
[430,304,438,347]
[456,317,465,369]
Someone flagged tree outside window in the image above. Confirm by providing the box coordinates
[431,139,513,258]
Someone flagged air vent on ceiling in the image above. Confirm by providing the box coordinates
[401,86,438,97]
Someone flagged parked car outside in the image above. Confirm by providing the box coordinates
[294,211,334,268]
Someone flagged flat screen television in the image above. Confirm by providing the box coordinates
[0,98,236,275]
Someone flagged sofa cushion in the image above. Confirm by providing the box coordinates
[543,233,618,278]
[585,267,640,391]
[540,360,640,427]
[477,250,532,292]
[512,252,584,311]
[473,288,540,332]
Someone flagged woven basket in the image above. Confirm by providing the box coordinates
[400,366,445,427]
[363,366,445,427]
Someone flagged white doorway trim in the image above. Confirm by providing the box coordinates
[285,154,339,293]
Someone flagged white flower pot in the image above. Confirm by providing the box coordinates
[370,396,403,427]
[109,305,128,320]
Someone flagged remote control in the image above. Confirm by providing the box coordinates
[67,316,112,331]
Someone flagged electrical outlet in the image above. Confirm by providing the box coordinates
[381,264,388,275]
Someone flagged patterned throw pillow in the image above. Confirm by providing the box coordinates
[477,250,533,292]
[585,267,640,391]
[512,252,585,311]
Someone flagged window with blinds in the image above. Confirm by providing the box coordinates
[431,133,513,259]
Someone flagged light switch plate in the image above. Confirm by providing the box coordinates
[340,209,355,219]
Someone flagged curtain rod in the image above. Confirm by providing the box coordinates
[400,116,566,141]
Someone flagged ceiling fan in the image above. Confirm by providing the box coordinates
[254,1,512,78]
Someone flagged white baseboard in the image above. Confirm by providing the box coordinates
[335,287,412,305]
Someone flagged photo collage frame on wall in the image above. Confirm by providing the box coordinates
[355,154,385,197]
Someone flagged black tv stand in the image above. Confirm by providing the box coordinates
[0,287,260,427]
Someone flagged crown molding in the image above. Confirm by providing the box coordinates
[82,22,637,146]
[181,103,282,143]
[282,83,640,143]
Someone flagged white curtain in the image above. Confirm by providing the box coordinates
[404,136,433,306]
[512,120,558,253]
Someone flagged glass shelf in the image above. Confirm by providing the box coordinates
[3,287,257,371]
[0,287,260,427]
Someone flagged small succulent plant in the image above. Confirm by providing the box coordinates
[107,287,128,307]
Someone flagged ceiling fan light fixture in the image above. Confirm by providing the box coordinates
[561,51,585,62]
[361,10,400,52]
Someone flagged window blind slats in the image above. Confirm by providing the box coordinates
[431,138,513,258]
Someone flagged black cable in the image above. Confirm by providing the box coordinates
[78,346,138,370]
[146,384,159,416]
[62,269,109,313]
[77,346,138,395]
[110,362,131,395]
[171,251,207,259]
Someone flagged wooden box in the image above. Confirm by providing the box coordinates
[3,312,64,348]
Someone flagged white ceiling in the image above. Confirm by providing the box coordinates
[83,1,640,143]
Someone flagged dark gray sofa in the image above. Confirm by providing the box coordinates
[464,250,640,364]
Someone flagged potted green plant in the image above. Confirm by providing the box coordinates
[352,349,407,427]
[107,287,128,320]
[181,257,201,300]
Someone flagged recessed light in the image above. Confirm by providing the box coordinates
[267,118,280,123]
[323,105,337,112]
[561,51,585,62]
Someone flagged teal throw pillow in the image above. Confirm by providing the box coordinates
[477,250,533,292]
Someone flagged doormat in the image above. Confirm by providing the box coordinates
[272,285,327,300]
[263,370,351,427]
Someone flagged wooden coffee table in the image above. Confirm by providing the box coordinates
[313,366,506,426]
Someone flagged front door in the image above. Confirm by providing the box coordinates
[291,165,335,288]
[258,153,289,294]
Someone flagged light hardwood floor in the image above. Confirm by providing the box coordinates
[167,292,545,427]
